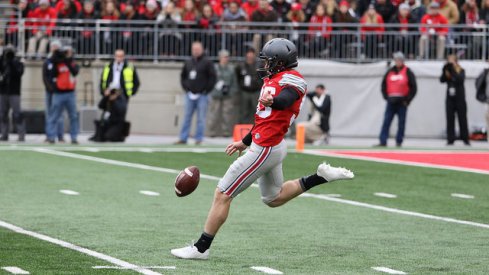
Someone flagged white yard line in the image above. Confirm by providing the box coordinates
[32,148,489,230]
[93,266,176,270]
[0,146,225,153]
[59,190,80,196]
[302,150,489,175]
[1,267,30,274]
[0,220,162,275]
[139,190,160,196]
[451,193,475,199]
[372,266,407,274]
[250,266,283,274]
[374,192,397,198]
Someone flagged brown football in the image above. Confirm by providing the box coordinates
[174,166,200,197]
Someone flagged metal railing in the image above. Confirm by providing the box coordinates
[1,18,488,63]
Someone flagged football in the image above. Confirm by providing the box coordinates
[174,166,200,197]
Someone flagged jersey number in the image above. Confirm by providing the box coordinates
[256,86,276,118]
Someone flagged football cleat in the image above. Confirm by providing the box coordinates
[171,243,209,260]
[317,162,354,182]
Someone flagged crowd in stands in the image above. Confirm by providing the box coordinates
[5,0,489,59]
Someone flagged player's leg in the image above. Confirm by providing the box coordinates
[171,143,274,259]
[260,141,354,208]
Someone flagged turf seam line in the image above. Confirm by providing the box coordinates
[302,150,489,175]
[0,220,162,275]
[34,148,489,230]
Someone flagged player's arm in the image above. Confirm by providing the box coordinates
[260,87,300,110]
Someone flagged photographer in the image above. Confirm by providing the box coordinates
[440,54,470,146]
[91,49,139,142]
[91,89,129,142]
[46,46,80,144]
[0,46,25,142]
[207,50,238,138]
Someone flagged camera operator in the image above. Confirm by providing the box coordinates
[91,89,129,142]
[46,46,80,144]
[0,45,25,142]
[440,54,470,146]
[90,49,140,142]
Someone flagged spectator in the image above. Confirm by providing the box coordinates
[299,0,316,22]
[407,0,426,22]
[157,1,182,56]
[197,4,220,56]
[222,1,247,56]
[320,0,338,17]
[440,54,470,145]
[480,0,489,23]
[140,0,160,55]
[374,0,396,23]
[475,63,489,142]
[43,40,65,143]
[236,48,262,124]
[0,46,25,142]
[377,52,417,147]
[207,50,238,137]
[460,0,482,59]
[438,0,460,24]
[308,4,333,58]
[360,4,384,58]
[46,46,80,144]
[271,0,291,22]
[56,0,81,18]
[181,0,199,24]
[101,1,120,54]
[118,2,140,55]
[26,0,57,59]
[287,3,306,50]
[419,2,448,59]
[332,0,358,58]
[76,0,99,55]
[176,42,217,145]
[6,0,32,46]
[251,0,279,51]
[388,3,417,58]
[242,0,259,19]
[99,49,140,103]
[298,84,331,145]
[92,49,140,142]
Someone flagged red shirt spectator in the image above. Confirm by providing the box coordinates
[181,0,198,22]
[28,0,57,36]
[55,0,82,16]
[287,2,305,23]
[140,0,160,20]
[242,0,259,19]
[197,3,219,29]
[420,8,449,35]
[360,5,385,37]
[308,4,332,39]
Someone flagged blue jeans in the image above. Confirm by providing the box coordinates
[47,92,78,141]
[379,101,407,145]
[45,92,64,140]
[179,93,209,142]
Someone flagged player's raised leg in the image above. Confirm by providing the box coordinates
[264,162,354,208]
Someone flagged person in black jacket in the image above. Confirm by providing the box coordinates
[377,52,417,147]
[388,4,417,58]
[176,41,217,145]
[0,45,25,141]
[298,84,331,145]
[440,54,470,145]
[235,48,263,124]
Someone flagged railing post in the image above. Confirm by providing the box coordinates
[153,21,158,64]
[356,25,361,64]
[483,26,487,61]
[95,19,100,61]
[18,18,25,58]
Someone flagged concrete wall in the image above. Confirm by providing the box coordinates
[20,60,489,137]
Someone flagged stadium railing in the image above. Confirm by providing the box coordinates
[1,17,488,63]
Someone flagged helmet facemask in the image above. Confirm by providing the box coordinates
[257,54,286,79]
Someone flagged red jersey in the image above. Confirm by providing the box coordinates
[252,70,307,147]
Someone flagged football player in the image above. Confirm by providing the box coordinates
[171,38,354,259]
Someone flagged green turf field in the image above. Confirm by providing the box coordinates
[0,146,488,274]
